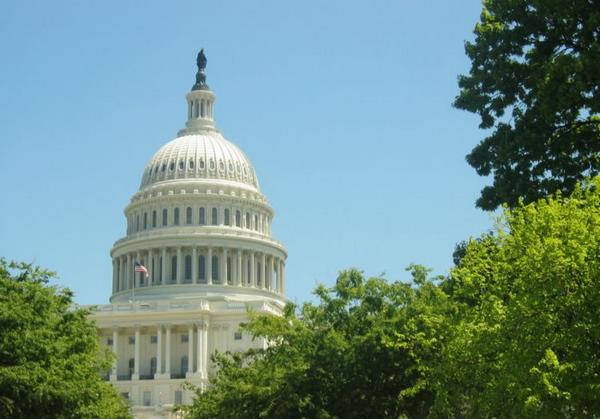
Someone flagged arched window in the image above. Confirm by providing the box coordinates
[174,208,180,225]
[152,210,157,228]
[211,208,218,225]
[171,256,177,282]
[179,160,184,170]
[198,255,206,282]
[128,358,135,378]
[150,357,157,376]
[180,356,188,375]
[184,255,192,281]
[162,209,168,226]
[235,210,241,227]
[169,162,175,171]
[143,212,147,230]
[159,256,163,283]
[186,207,192,224]
[246,212,250,229]
[189,159,194,169]
[254,215,258,231]
[136,215,140,232]
[224,209,230,226]
[199,208,205,225]
[212,255,219,282]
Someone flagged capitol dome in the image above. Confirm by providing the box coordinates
[140,133,259,192]
[108,49,287,304]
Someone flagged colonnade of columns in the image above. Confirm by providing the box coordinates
[188,97,213,120]
[112,247,285,295]
[109,321,211,381]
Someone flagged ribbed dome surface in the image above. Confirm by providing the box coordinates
[140,133,259,191]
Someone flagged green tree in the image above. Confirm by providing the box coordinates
[432,179,600,417]
[182,267,453,419]
[0,259,131,419]
[455,0,600,210]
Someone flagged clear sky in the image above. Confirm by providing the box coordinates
[0,0,492,305]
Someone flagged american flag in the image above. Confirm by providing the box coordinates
[134,262,149,278]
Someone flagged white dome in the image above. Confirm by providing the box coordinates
[140,132,259,191]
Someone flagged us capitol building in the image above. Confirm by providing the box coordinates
[89,50,288,418]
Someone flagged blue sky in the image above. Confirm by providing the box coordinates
[0,0,492,305]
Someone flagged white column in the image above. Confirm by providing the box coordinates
[281,260,286,294]
[177,247,183,284]
[202,320,209,378]
[118,257,124,291]
[196,323,203,375]
[148,249,154,285]
[110,328,118,380]
[187,325,195,377]
[241,253,246,286]
[126,254,132,289]
[112,260,117,293]
[133,327,140,380]
[261,253,266,289]
[161,248,167,285]
[277,258,282,293]
[165,325,171,377]
[155,325,162,378]
[250,252,256,287]
[237,250,242,286]
[222,248,228,285]
[192,246,198,284]
[207,247,213,285]
[268,256,274,291]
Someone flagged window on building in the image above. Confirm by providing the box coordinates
[181,334,189,343]
[212,255,219,282]
[180,356,188,375]
[199,207,205,225]
[128,336,135,345]
[136,215,140,232]
[234,331,242,340]
[150,335,157,344]
[174,208,180,225]
[246,212,250,229]
[143,212,147,230]
[174,390,183,405]
[128,358,135,377]
[121,392,130,400]
[162,209,168,226]
[152,210,157,228]
[199,159,205,169]
[211,208,218,225]
[159,257,163,283]
[171,256,177,282]
[224,209,230,226]
[170,162,175,171]
[189,159,194,169]
[107,337,113,346]
[185,255,192,281]
[143,391,152,407]
[150,357,157,376]
[199,255,206,282]
[255,215,258,231]
[179,160,184,170]
[186,207,192,224]
[227,257,232,284]
[257,262,262,287]
[235,210,241,227]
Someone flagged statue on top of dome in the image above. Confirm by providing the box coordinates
[192,49,209,91]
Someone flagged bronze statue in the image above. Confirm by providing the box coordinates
[192,49,208,90]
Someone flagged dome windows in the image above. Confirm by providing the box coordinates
[211,208,218,225]
[199,159,205,170]
[199,208,206,225]
[186,207,192,225]
[209,159,215,171]
[161,164,166,172]
[179,161,184,170]
[174,208,180,225]
[189,160,194,169]
[170,162,175,171]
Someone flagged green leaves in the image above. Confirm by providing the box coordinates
[456,0,600,210]
[0,259,131,419]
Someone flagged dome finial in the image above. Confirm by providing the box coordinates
[192,49,209,91]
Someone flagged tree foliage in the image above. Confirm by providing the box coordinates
[184,178,600,418]
[455,0,600,210]
[0,259,131,419]
[434,179,600,417]
[182,267,453,419]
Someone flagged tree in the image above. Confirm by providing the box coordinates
[432,179,600,417]
[0,259,131,419]
[182,267,453,419]
[455,0,600,210]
